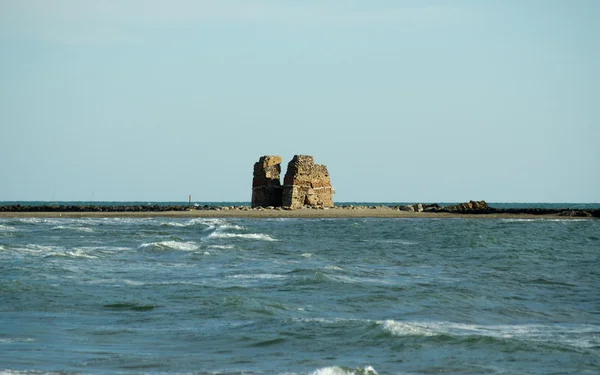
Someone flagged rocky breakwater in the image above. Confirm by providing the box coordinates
[0,204,191,213]
[438,200,493,214]
[282,155,335,210]
[404,200,600,218]
[251,155,283,208]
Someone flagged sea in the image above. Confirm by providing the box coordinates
[1,202,599,375]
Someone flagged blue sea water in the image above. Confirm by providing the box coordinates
[1,211,599,374]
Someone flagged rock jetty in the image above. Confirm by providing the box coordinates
[252,155,334,209]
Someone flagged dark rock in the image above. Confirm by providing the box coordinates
[558,210,592,217]
[442,200,491,213]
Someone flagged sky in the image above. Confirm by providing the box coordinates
[1,0,598,203]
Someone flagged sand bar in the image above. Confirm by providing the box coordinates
[0,207,595,219]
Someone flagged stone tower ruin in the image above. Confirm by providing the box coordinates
[251,156,283,208]
[252,155,334,209]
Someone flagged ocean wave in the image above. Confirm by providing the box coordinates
[139,241,199,251]
[103,302,156,311]
[379,320,437,336]
[51,225,94,233]
[312,268,390,285]
[501,218,590,223]
[190,218,245,231]
[0,338,37,343]
[50,249,98,259]
[293,317,363,325]
[500,218,542,222]
[229,273,287,280]
[378,320,600,349]
[159,218,244,230]
[160,221,189,227]
[370,239,418,245]
[8,244,63,257]
[0,224,18,232]
[310,366,378,375]
[15,218,62,225]
[86,278,146,286]
[207,244,235,250]
[8,245,108,259]
[0,371,65,375]
[207,232,277,241]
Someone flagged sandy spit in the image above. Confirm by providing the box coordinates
[0,207,592,219]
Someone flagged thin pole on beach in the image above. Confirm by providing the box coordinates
[188,195,191,209]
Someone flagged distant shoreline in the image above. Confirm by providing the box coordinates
[0,206,597,219]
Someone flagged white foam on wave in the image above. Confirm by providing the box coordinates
[208,244,235,250]
[51,225,94,233]
[301,253,313,258]
[161,221,187,227]
[86,278,146,286]
[0,370,75,375]
[208,232,277,241]
[378,320,600,348]
[294,317,361,324]
[192,218,246,231]
[17,218,62,225]
[0,224,18,232]
[28,245,99,259]
[372,239,418,245]
[139,241,199,251]
[310,366,378,375]
[0,338,37,343]
[219,223,245,230]
[229,273,287,280]
[159,218,245,229]
[379,320,437,336]
[546,219,590,222]
[56,249,98,259]
[501,218,590,223]
[8,244,65,258]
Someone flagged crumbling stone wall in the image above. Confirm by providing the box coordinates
[282,155,334,209]
[251,156,283,208]
[251,155,334,209]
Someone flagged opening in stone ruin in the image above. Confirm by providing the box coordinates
[251,155,334,209]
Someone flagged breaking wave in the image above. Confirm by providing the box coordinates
[310,366,378,375]
[51,225,94,233]
[207,244,235,250]
[378,320,600,349]
[228,273,287,280]
[207,232,277,241]
[139,241,199,251]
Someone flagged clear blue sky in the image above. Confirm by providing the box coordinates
[1,1,598,202]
